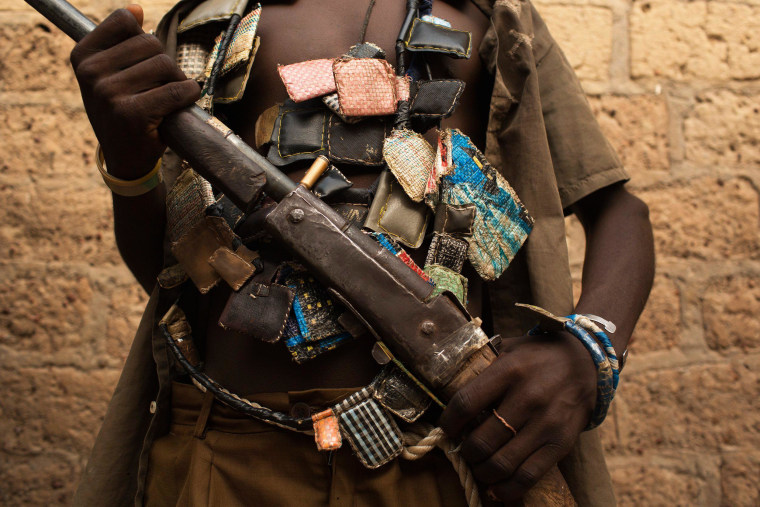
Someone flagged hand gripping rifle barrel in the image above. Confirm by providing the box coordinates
[23,0,295,210]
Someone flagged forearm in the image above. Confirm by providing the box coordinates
[112,184,166,293]
[573,184,655,360]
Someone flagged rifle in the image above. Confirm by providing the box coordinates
[23,0,575,503]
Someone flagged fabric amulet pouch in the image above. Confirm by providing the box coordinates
[364,170,429,249]
[383,128,435,203]
[278,59,337,102]
[404,17,472,58]
[333,58,398,117]
[218,279,295,342]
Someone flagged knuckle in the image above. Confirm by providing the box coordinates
[136,32,163,54]
[461,434,495,464]
[69,45,83,68]
[493,452,517,477]
[153,54,177,76]
[167,83,184,104]
[514,466,540,489]
[449,390,474,419]
[92,76,117,101]
[544,435,571,459]
[521,385,550,410]
[114,97,141,125]
[73,56,99,82]
[97,9,140,41]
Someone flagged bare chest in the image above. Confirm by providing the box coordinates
[230,0,493,152]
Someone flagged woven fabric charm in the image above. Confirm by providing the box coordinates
[321,42,387,122]
[284,269,346,342]
[424,264,468,305]
[438,129,533,281]
[203,5,262,79]
[333,58,397,117]
[396,75,411,102]
[166,168,215,243]
[425,232,469,272]
[278,59,337,102]
[383,129,435,202]
[177,37,211,80]
[335,388,404,469]
[371,233,433,284]
[322,93,360,124]
[425,132,453,202]
[279,266,352,363]
[312,409,342,451]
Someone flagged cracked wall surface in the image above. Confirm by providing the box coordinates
[1,0,759,505]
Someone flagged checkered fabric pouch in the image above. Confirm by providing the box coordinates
[335,387,404,469]
[177,37,212,80]
[333,58,398,117]
[383,128,435,202]
[278,59,337,102]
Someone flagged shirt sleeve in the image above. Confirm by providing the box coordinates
[530,4,630,211]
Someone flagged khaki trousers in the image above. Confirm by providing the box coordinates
[145,382,468,506]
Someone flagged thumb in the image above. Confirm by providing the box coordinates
[125,4,144,27]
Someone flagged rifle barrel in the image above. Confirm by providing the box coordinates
[24,0,297,205]
[25,0,94,41]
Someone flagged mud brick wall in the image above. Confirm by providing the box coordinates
[0,0,758,505]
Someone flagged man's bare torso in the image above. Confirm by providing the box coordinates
[202,0,493,395]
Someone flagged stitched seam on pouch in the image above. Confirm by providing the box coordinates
[214,40,259,102]
[273,283,294,342]
[179,0,245,32]
[377,180,425,246]
[404,19,472,58]
[327,117,384,164]
[277,110,327,158]
[409,80,465,118]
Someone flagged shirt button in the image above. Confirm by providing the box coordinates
[290,402,312,419]
[149,401,157,414]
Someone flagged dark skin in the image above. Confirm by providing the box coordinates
[70,2,654,503]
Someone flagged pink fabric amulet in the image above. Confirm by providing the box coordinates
[333,58,398,117]
[278,59,337,102]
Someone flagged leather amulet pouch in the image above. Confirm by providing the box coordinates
[218,279,295,343]
[364,170,429,249]
[404,18,472,59]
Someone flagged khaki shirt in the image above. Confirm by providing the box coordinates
[73,0,628,505]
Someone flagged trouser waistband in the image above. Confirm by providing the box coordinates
[171,381,359,436]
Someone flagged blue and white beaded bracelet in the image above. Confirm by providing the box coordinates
[562,318,617,429]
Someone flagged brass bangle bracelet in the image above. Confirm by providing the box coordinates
[96,144,163,197]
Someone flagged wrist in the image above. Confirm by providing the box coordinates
[559,328,599,414]
[96,144,163,197]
